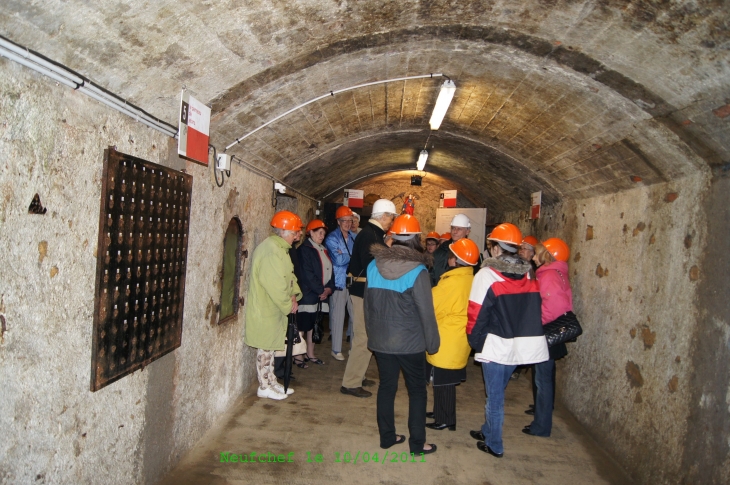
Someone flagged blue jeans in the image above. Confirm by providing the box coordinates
[481,362,517,455]
[529,358,555,436]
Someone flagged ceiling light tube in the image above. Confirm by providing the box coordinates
[429,79,456,130]
[417,149,428,171]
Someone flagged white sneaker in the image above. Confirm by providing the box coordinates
[257,387,287,400]
[331,351,345,361]
[273,383,294,395]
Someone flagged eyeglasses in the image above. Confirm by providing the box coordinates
[339,218,353,223]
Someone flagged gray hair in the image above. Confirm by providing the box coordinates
[273,228,297,238]
[371,212,395,221]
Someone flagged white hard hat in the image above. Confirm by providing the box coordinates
[451,213,471,228]
[372,199,397,215]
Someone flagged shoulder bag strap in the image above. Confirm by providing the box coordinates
[339,230,352,257]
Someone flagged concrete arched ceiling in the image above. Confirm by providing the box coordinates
[2,1,727,213]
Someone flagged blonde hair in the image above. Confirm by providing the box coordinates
[534,244,555,266]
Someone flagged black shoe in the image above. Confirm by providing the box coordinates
[346,336,351,343]
[426,412,435,419]
[340,386,372,398]
[380,434,406,449]
[525,408,535,415]
[522,428,534,435]
[419,444,437,455]
[328,334,332,341]
[476,441,503,458]
[470,430,485,441]
[529,404,535,409]
[425,422,455,431]
[362,378,376,387]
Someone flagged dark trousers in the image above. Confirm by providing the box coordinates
[373,351,427,453]
[531,360,556,409]
[433,384,456,425]
[529,358,556,436]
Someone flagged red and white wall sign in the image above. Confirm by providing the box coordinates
[530,191,542,219]
[344,189,364,208]
[440,190,457,208]
[178,91,211,165]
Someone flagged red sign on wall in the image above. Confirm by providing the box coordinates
[178,91,211,165]
[530,191,542,220]
[440,190,457,208]
[344,189,363,208]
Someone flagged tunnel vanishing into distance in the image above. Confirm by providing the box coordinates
[0,1,728,484]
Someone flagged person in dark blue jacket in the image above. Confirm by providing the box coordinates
[296,219,335,367]
[365,214,440,456]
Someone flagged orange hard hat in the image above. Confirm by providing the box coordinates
[522,235,539,248]
[425,231,440,241]
[449,238,480,266]
[440,232,451,240]
[487,223,522,246]
[305,219,326,233]
[390,214,421,235]
[542,238,570,262]
[270,210,303,231]
[335,206,354,219]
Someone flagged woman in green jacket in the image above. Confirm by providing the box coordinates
[244,211,303,401]
[426,238,480,430]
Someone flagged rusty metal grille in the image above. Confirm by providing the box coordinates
[90,147,193,391]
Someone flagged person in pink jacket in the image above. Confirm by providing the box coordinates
[523,238,573,437]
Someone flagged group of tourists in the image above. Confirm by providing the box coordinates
[243,199,574,458]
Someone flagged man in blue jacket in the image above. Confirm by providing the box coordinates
[324,206,357,361]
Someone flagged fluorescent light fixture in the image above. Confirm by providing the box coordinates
[429,79,456,130]
[417,149,428,171]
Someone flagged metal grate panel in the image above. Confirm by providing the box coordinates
[90,147,193,391]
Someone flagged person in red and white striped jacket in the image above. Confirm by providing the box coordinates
[466,223,548,459]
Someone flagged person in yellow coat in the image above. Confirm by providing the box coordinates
[426,238,480,431]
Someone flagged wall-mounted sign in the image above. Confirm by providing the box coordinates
[530,191,542,219]
[344,189,363,208]
[178,91,211,165]
[440,190,457,208]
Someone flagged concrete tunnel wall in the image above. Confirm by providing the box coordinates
[0,61,315,484]
[0,34,729,485]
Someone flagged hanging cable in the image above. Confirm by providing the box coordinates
[211,145,225,187]
[224,73,445,151]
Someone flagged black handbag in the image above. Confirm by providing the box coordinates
[543,311,582,347]
[312,302,323,344]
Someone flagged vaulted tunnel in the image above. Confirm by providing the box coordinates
[1,2,729,485]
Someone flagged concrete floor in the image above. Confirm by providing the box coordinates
[159,343,632,485]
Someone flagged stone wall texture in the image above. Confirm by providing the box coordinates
[0,61,313,484]
[505,168,730,484]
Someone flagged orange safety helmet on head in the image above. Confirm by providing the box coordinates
[440,232,451,241]
[542,237,570,262]
[522,235,539,248]
[270,210,303,231]
[449,238,480,266]
[425,231,440,241]
[335,206,354,219]
[487,223,522,246]
[390,214,421,236]
[305,219,326,233]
